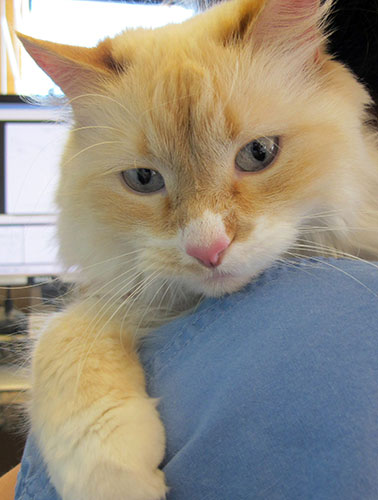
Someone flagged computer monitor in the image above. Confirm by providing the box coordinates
[0,99,69,279]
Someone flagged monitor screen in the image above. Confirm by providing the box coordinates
[0,113,68,277]
[0,222,59,277]
[5,121,69,214]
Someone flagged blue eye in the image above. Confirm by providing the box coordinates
[235,136,280,172]
[121,168,165,193]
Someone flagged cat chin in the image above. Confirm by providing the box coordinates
[184,272,254,298]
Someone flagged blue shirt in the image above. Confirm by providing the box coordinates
[16,259,378,499]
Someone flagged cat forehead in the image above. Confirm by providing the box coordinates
[107,23,305,144]
[111,25,233,93]
[115,52,242,167]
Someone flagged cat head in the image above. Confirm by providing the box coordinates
[19,0,374,300]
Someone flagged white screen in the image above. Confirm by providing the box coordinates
[5,122,69,214]
[24,225,58,264]
[0,226,24,264]
[0,223,60,276]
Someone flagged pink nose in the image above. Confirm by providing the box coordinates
[186,237,230,268]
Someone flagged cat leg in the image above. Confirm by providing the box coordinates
[30,301,167,500]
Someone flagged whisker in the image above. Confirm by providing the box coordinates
[118,269,163,328]
[78,261,140,316]
[75,264,158,371]
[299,225,378,233]
[89,269,164,360]
[77,262,152,346]
[69,125,127,136]
[132,277,168,341]
[273,256,328,283]
[62,140,124,166]
[285,251,378,300]
[293,239,378,271]
[66,93,132,117]
[79,249,141,273]
[0,250,141,291]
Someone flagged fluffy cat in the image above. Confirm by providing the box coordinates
[18,0,378,498]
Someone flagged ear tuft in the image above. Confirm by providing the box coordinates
[211,0,331,65]
[252,0,332,63]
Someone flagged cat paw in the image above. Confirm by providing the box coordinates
[83,462,168,500]
[39,397,168,500]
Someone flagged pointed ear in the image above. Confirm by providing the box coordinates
[251,0,330,62]
[213,0,330,64]
[17,33,121,98]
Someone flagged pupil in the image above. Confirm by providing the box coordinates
[137,168,152,185]
[251,141,267,162]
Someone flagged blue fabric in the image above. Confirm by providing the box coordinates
[16,258,378,499]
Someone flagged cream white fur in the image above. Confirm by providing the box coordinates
[181,210,229,249]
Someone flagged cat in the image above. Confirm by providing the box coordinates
[17,0,378,498]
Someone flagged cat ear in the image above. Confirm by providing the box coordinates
[215,0,330,64]
[251,0,328,61]
[17,33,120,98]
[209,0,266,45]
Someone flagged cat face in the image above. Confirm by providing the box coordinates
[19,0,373,299]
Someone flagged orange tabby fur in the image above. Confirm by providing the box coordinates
[18,0,378,498]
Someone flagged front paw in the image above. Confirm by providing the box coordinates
[84,460,167,500]
[41,397,167,500]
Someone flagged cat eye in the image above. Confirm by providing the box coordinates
[235,136,280,172]
[121,168,165,194]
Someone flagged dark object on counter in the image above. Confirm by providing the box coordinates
[0,289,27,335]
